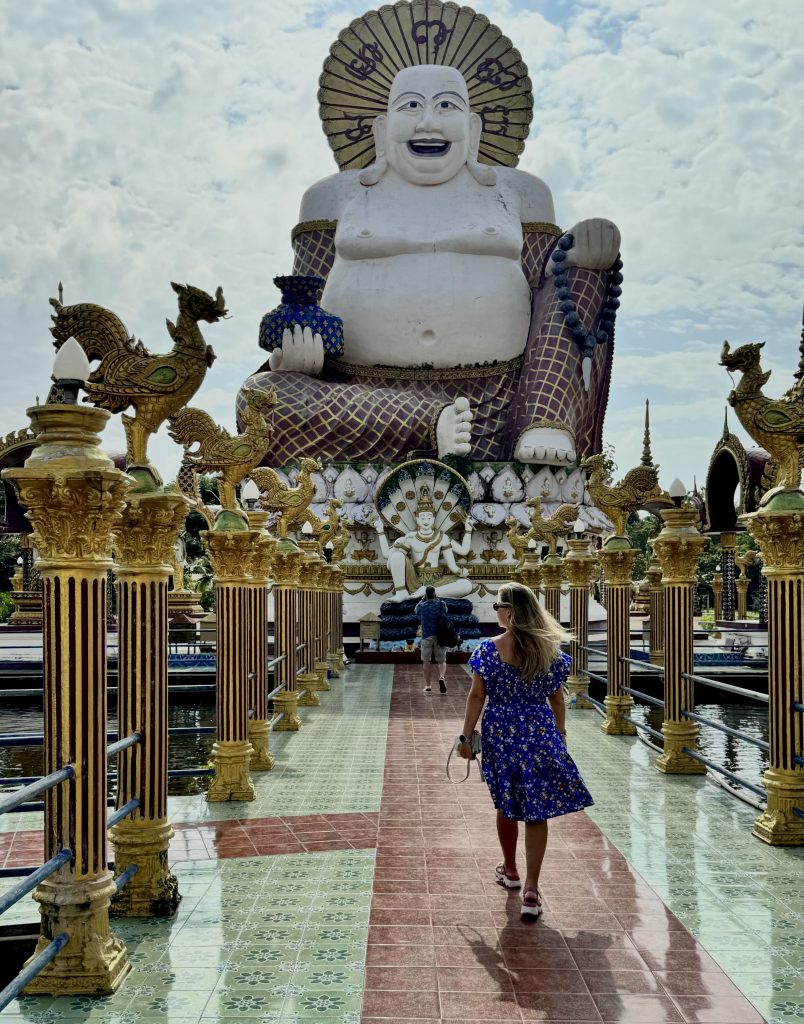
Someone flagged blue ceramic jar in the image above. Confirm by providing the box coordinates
[258,275,344,359]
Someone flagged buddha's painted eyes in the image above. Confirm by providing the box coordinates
[403,100,421,110]
[438,100,457,109]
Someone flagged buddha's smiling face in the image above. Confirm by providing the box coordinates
[383,65,476,185]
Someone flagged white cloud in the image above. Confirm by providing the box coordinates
[0,0,802,500]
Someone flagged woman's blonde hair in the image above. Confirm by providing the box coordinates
[497,581,570,680]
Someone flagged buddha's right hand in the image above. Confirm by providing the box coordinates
[268,325,325,374]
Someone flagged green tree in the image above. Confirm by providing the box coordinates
[626,512,660,581]
[0,535,21,590]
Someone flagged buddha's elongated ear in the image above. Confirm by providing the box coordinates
[359,115,388,186]
[467,112,496,186]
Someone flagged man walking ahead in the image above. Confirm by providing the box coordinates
[415,586,448,695]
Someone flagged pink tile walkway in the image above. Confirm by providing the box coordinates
[360,665,765,1024]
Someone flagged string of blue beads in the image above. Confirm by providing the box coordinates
[550,233,623,359]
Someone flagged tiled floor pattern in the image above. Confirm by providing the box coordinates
[562,693,804,1024]
[0,664,395,837]
[3,848,374,1023]
[0,812,380,869]
[0,662,800,1022]
[359,665,766,1023]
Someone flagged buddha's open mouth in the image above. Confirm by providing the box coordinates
[407,139,451,157]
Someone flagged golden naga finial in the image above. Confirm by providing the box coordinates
[50,282,225,485]
[168,388,275,523]
[525,497,580,556]
[583,453,664,538]
[721,339,804,496]
[251,457,322,539]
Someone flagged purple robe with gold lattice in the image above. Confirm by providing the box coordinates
[237,220,613,465]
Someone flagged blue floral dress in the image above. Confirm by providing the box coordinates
[468,639,593,822]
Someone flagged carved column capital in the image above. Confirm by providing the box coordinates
[742,494,804,574]
[652,508,708,584]
[271,539,303,587]
[114,491,189,573]
[201,530,256,582]
[597,539,637,586]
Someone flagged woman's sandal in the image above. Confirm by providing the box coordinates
[521,888,543,919]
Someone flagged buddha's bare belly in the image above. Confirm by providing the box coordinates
[322,252,530,369]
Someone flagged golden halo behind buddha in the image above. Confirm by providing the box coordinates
[318,0,533,171]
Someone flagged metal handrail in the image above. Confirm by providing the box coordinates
[0,849,71,917]
[0,776,43,787]
[269,712,285,730]
[621,686,664,708]
[619,656,665,674]
[266,654,286,670]
[579,669,607,685]
[0,735,44,748]
[107,798,140,828]
[0,766,74,816]
[682,672,769,703]
[680,710,769,751]
[681,747,766,798]
[0,932,70,1012]
[266,683,286,701]
[623,716,664,742]
[296,643,305,652]
[114,864,138,891]
[106,732,141,757]
[576,692,606,714]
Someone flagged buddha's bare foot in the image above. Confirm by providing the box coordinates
[437,397,472,457]
[515,426,577,467]
[268,325,324,375]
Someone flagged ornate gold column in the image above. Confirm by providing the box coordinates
[541,553,564,622]
[331,564,346,674]
[202,528,256,802]
[245,511,276,771]
[110,483,188,917]
[516,547,542,596]
[564,537,597,709]
[3,403,131,994]
[736,576,749,619]
[652,506,708,774]
[598,538,637,735]
[711,569,723,620]
[295,539,322,705]
[646,552,665,666]
[271,537,303,730]
[312,559,331,692]
[742,491,804,844]
[720,531,737,620]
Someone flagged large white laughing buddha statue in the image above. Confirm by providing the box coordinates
[240,2,621,469]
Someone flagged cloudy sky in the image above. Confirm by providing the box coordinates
[1,0,802,495]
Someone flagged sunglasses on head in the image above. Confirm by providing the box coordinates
[492,602,511,611]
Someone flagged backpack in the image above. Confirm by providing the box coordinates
[436,602,461,648]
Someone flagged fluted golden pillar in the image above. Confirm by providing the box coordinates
[598,538,637,735]
[296,539,322,704]
[646,557,665,666]
[742,491,804,845]
[329,561,344,671]
[245,511,276,771]
[736,576,749,620]
[720,531,737,621]
[541,553,564,623]
[110,484,188,917]
[711,570,723,620]
[271,538,303,730]
[2,403,131,994]
[312,560,331,692]
[202,529,255,802]
[652,507,708,774]
[516,548,542,596]
[564,537,597,709]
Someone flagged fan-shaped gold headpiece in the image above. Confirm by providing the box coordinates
[318,1,533,171]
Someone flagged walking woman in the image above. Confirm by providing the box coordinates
[458,581,593,918]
